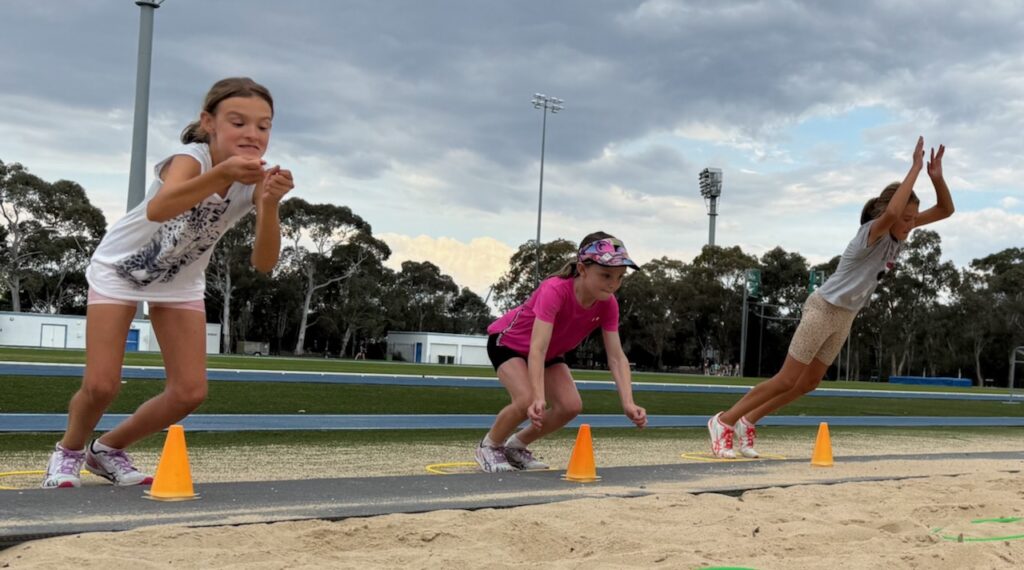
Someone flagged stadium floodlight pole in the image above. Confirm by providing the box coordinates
[128,0,163,320]
[698,168,723,247]
[127,0,164,212]
[531,93,564,285]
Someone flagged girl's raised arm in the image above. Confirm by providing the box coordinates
[915,144,955,228]
[868,136,925,244]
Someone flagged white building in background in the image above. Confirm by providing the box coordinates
[386,331,489,366]
[0,311,221,354]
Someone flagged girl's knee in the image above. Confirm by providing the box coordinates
[552,396,583,419]
[80,380,121,406]
[168,382,207,410]
[508,397,532,416]
[798,377,822,394]
[769,375,800,393]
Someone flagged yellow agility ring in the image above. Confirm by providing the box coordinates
[680,452,787,463]
[0,470,100,490]
[425,462,480,475]
[0,470,46,490]
[424,462,557,475]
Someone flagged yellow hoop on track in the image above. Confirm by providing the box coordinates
[425,462,480,475]
[0,469,100,490]
[0,470,46,490]
[424,462,556,475]
[680,452,787,463]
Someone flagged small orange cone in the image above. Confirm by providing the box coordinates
[144,424,199,501]
[561,424,601,483]
[810,422,834,467]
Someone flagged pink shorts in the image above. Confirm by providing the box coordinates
[87,289,206,314]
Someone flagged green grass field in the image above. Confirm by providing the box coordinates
[0,346,1006,394]
[1,375,1018,417]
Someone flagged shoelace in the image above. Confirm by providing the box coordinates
[104,450,139,474]
[58,451,85,475]
[480,443,507,460]
[742,424,756,446]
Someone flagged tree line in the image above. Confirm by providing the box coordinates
[3,159,1022,385]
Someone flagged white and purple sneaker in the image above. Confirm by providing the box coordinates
[42,443,86,489]
[84,440,153,486]
[474,440,516,473]
[504,446,549,470]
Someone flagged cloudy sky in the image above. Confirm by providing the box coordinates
[2,0,1022,298]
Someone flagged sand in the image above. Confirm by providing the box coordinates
[2,431,1024,569]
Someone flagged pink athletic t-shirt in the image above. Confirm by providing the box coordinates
[487,276,619,359]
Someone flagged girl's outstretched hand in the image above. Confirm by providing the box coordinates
[219,155,266,185]
[258,165,294,208]
[912,136,925,171]
[623,403,648,428]
[927,144,945,180]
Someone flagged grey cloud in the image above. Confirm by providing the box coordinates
[1,0,1022,267]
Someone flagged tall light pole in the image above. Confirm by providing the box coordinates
[699,168,722,247]
[127,0,163,212]
[128,0,163,319]
[531,93,564,284]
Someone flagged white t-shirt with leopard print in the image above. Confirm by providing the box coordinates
[86,143,256,302]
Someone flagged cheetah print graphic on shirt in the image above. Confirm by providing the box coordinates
[113,199,231,289]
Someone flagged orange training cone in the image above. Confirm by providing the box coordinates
[145,424,199,501]
[810,422,834,467]
[561,424,601,483]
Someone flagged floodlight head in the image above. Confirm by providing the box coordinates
[698,168,723,198]
[532,93,565,112]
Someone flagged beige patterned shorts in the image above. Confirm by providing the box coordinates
[788,292,856,365]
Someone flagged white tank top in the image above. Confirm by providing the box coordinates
[86,143,256,301]
[817,219,903,312]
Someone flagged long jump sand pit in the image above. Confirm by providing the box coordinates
[2,431,1023,568]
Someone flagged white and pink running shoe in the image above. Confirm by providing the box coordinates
[707,412,737,459]
[736,416,760,458]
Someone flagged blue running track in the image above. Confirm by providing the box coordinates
[3,362,1021,402]
[3,413,1024,432]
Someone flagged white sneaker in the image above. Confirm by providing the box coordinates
[707,412,736,459]
[503,446,549,470]
[41,443,86,489]
[84,440,153,486]
[736,417,760,458]
[474,441,516,473]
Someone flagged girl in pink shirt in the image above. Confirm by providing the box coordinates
[476,231,648,473]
